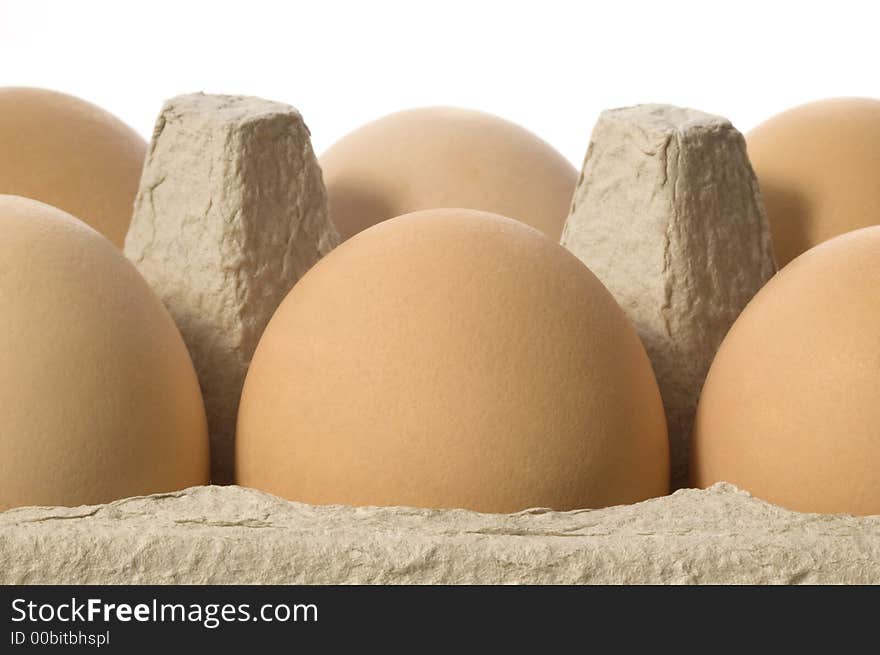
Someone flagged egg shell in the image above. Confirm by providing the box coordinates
[747,97,880,265]
[0,87,147,247]
[236,208,669,513]
[319,107,578,241]
[692,226,880,515]
[0,195,210,510]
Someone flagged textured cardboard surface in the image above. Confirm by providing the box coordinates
[2,484,877,584]
[562,105,776,489]
[125,93,339,483]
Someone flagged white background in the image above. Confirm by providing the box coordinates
[1,0,878,166]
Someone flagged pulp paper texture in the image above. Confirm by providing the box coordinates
[562,104,777,489]
[125,93,339,484]
[1,484,877,584]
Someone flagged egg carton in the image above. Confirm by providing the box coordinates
[125,94,776,489]
[3,96,876,583]
[1,483,877,584]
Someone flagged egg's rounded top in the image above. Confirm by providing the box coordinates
[692,226,880,515]
[0,87,147,247]
[319,106,579,241]
[236,208,669,513]
[0,194,209,510]
[746,97,880,265]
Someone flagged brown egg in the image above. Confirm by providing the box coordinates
[747,97,880,266]
[236,209,669,512]
[0,87,147,247]
[692,227,880,515]
[319,107,578,241]
[0,195,210,510]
